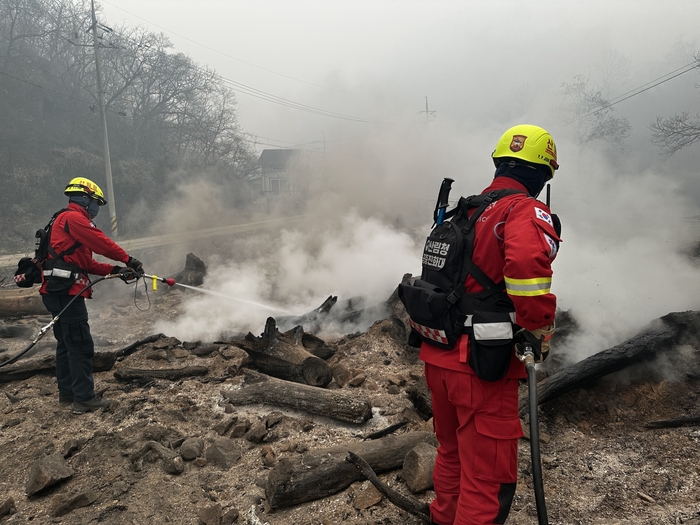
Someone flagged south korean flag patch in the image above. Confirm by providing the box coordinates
[535,207,554,227]
[543,233,558,258]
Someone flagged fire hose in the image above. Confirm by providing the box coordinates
[517,342,549,525]
[0,271,176,369]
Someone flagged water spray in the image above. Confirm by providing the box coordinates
[0,269,293,370]
[142,273,292,314]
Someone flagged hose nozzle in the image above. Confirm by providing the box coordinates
[142,274,176,291]
[516,342,536,367]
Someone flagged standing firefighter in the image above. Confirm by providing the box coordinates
[401,125,560,524]
[40,177,143,414]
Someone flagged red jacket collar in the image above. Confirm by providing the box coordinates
[66,202,90,218]
[482,176,529,195]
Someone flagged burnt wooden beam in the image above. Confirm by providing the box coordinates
[346,451,431,523]
[233,318,332,387]
[116,334,166,359]
[521,311,700,414]
[266,431,437,509]
[0,288,46,318]
[645,416,700,429]
[221,369,371,424]
[362,420,408,441]
[114,366,208,381]
[274,295,338,332]
[169,253,206,287]
[0,354,54,382]
[407,377,433,421]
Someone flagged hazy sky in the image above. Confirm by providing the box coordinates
[99,0,700,149]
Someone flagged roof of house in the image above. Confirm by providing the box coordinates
[258,149,300,170]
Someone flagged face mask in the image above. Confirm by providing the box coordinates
[87,199,100,219]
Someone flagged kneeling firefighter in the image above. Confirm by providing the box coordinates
[400,124,561,524]
[40,177,144,414]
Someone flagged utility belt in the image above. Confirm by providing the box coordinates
[42,259,85,294]
[402,281,519,381]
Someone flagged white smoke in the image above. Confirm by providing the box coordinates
[154,209,420,341]
[152,124,700,363]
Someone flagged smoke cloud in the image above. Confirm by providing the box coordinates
[153,119,700,366]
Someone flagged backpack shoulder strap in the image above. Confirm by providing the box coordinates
[46,208,81,261]
[453,189,525,298]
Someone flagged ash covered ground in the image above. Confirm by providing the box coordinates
[1,281,700,525]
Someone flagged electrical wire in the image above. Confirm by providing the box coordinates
[0,66,305,149]
[0,69,130,117]
[107,29,380,123]
[605,61,698,105]
[585,61,700,116]
[215,75,378,123]
[95,1,380,122]
[99,0,370,98]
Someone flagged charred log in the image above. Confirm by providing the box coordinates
[362,420,408,441]
[346,451,431,523]
[0,354,54,382]
[522,311,700,414]
[116,334,166,359]
[114,366,208,381]
[0,322,34,339]
[0,350,121,382]
[221,369,371,424]
[233,318,332,387]
[0,288,46,318]
[645,417,700,429]
[169,253,206,288]
[275,295,338,332]
[266,431,437,509]
[407,377,433,421]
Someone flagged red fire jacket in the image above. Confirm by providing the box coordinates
[419,177,560,377]
[39,203,130,298]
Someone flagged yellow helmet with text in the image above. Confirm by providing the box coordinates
[64,177,107,206]
[492,124,559,178]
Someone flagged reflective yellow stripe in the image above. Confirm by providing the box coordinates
[504,276,552,297]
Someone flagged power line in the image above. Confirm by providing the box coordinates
[90,10,380,124]
[245,134,299,146]
[585,61,700,116]
[216,75,378,123]
[0,69,90,105]
[0,68,130,116]
[605,61,698,105]
[105,30,380,123]
[0,66,301,149]
[99,0,369,98]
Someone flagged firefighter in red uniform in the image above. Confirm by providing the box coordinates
[420,125,560,524]
[40,177,143,414]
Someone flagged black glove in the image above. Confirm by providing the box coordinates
[111,266,138,283]
[515,324,555,364]
[126,256,144,275]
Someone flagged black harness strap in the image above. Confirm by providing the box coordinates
[450,189,525,301]
[46,209,81,263]
[445,189,525,333]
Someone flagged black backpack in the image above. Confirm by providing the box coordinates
[398,189,525,379]
[13,209,80,288]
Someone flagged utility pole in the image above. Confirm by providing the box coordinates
[90,0,118,236]
[418,96,436,123]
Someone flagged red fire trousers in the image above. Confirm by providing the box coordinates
[425,363,523,525]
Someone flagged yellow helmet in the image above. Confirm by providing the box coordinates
[492,124,559,178]
[64,177,107,206]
